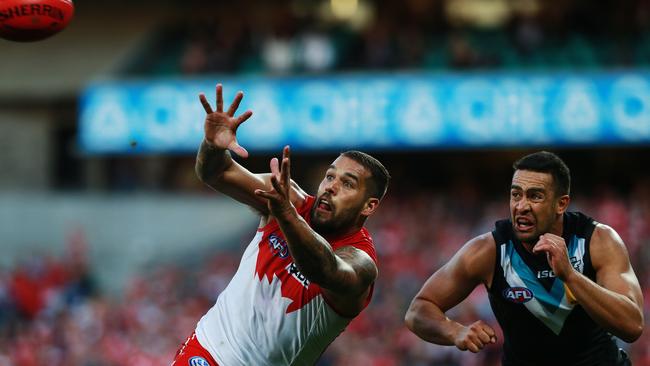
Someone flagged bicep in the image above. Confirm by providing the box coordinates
[325,246,378,295]
[414,236,494,312]
[592,225,643,307]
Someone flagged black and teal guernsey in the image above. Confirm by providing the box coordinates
[488,212,623,366]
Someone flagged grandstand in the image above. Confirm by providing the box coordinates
[0,0,649,365]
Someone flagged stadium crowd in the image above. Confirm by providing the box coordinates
[132,0,650,75]
[1,182,649,366]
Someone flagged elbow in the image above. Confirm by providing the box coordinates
[619,323,644,343]
[616,312,644,343]
[404,300,422,332]
[404,309,415,331]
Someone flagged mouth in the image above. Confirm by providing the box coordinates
[316,197,333,213]
[514,216,535,233]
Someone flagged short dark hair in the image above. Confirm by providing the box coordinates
[341,150,391,200]
[513,151,571,196]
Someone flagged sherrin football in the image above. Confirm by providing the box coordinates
[0,0,74,42]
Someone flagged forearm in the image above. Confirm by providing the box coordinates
[565,271,643,342]
[274,208,339,287]
[405,298,463,345]
[195,139,233,184]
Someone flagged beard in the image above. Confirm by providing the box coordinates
[310,201,363,237]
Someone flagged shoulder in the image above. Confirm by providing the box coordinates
[333,228,377,263]
[462,233,497,259]
[590,223,630,268]
[592,223,621,241]
[452,233,496,284]
[591,223,625,250]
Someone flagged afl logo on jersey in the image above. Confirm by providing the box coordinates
[268,234,289,258]
[188,356,211,366]
[503,286,534,303]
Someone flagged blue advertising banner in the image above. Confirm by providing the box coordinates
[79,73,650,153]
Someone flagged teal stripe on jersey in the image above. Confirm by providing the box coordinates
[500,237,586,334]
[510,242,567,314]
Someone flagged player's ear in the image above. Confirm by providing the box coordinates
[361,197,380,217]
[556,194,570,214]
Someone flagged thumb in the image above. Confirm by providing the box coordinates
[254,189,274,200]
[229,141,249,158]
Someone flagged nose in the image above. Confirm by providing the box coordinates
[324,180,338,195]
[515,197,530,212]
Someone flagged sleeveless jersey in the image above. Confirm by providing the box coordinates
[488,212,621,366]
[195,195,377,366]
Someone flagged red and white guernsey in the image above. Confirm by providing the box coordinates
[195,195,377,366]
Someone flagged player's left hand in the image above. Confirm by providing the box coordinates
[532,233,575,281]
[255,146,295,219]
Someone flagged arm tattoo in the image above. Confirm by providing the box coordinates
[195,140,232,184]
[335,246,378,292]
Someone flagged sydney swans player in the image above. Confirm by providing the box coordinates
[172,84,390,366]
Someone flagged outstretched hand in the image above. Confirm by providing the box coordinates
[199,83,253,158]
[255,146,295,218]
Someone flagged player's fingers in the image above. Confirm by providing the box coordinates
[270,157,280,177]
[279,158,291,195]
[216,84,224,113]
[254,189,275,200]
[281,147,290,184]
[482,324,497,342]
[468,332,486,348]
[228,141,249,158]
[532,242,549,254]
[269,174,285,195]
[466,341,480,353]
[545,233,563,242]
[282,145,290,161]
[476,328,492,344]
[227,91,244,116]
[235,110,253,127]
[199,93,213,114]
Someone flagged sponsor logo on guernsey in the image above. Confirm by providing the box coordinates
[536,256,583,279]
[286,262,310,287]
[268,234,289,258]
[188,356,211,366]
[503,286,534,303]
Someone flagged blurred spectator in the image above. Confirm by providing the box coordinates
[123,0,650,76]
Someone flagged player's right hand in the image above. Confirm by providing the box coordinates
[199,83,253,158]
[453,320,497,353]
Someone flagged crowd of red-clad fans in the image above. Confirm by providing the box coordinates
[1,184,649,366]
